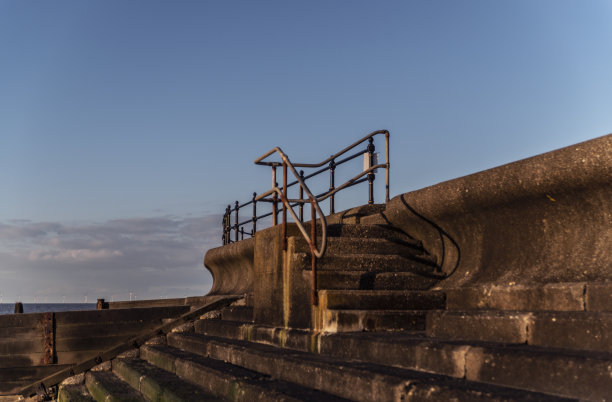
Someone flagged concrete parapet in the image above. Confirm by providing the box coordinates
[204,236,254,296]
[385,133,612,287]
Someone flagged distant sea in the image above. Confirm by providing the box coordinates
[0,303,97,315]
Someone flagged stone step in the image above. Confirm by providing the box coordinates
[319,289,446,310]
[85,371,146,402]
[319,310,427,333]
[140,344,349,401]
[444,282,612,312]
[359,213,389,225]
[113,357,220,401]
[195,319,250,340]
[190,318,610,401]
[293,236,425,257]
[295,253,438,274]
[317,332,612,401]
[58,383,96,402]
[316,270,439,291]
[220,306,254,322]
[325,223,415,241]
[427,310,612,352]
[167,332,573,402]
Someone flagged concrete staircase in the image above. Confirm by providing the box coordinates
[58,299,597,401]
[301,221,445,333]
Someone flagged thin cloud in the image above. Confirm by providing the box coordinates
[0,214,223,302]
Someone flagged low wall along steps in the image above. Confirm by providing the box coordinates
[2,131,610,401]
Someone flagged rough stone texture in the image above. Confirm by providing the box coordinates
[444,282,586,311]
[528,312,612,352]
[427,311,533,344]
[465,345,612,400]
[253,226,313,329]
[385,133,612,288]
[585,282,612,311]
[320,310,426,333]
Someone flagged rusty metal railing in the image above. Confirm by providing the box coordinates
[221,130,390,304]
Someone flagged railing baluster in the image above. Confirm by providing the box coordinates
[367,137,375,205]
[299,170,304,222]
[234,201,239,242]
[329,157,335,214]
[252,192,257,234]
[385,131,390,202]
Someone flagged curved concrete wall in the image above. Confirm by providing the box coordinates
[204,237,254,295]
[385,134,612,287]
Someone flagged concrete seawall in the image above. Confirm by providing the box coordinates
[204,134,611,295]
[385,133,611,287]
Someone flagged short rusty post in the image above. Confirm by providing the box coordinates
[96,298,108,310]
[329,157,336,214]
[42,312,55,365]
[367,137,375,205]
[14,302,23,314]
[299,170,305,222]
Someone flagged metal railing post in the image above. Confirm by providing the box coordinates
[272,166,278,226]
[385,131,390,202]
[225,205,231,244]
[252,192,257,234]
[367,137,375,205]
[234,201,239,242]
[299,170,304,222]
[329,158,335,214]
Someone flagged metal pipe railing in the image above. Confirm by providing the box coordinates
[221,130,390,245]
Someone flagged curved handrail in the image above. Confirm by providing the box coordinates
[222,130,390,247]
[255,129,389,168]
[255,147,327,258]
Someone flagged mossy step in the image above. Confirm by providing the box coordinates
[140,344,348,402]
[85,371,145,402]
[113,358,219,402]
[58,384,95,402]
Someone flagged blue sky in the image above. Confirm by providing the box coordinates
[1,1,611,302]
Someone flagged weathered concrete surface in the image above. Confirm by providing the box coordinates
[384,133,612,287]
[204,236,254,296]
[252,224,312,329]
